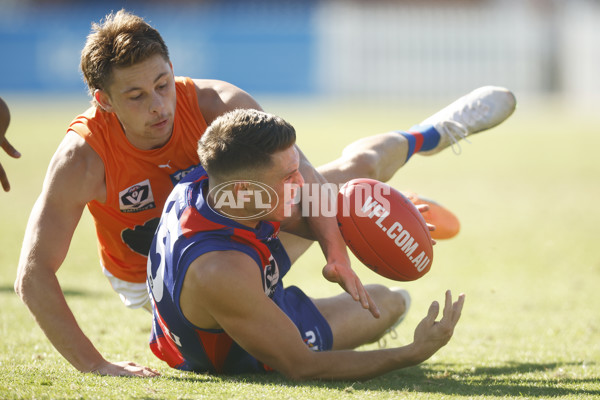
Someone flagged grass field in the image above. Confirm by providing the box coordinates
[0,93,599,399]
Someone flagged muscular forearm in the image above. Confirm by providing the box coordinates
[15,267,106,372]
[296,147,348,263]
[285,344,424,381]
[278,292,464,381]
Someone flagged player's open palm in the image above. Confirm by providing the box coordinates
[92,360,160,377]
[412,290,465,362]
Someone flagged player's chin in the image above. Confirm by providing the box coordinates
[149,118,173,136]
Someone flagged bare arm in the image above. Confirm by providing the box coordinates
[14,132,157,377]
[0,97,20,191]
[192,79,264,125]
[287,147,381,318]
[181,251,465,381]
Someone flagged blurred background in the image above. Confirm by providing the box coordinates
[1,0,599,108]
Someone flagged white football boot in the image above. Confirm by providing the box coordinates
[378,287,411,348]
[412,86,516,155]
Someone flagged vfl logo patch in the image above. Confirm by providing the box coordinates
[119,179,156,213]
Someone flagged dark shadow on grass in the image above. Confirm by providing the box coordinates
[62,288,95,297]
[0,285,15,293]
[163,361,598,397]
[0,284,97,298]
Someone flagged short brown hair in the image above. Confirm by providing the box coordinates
[198,109,297,180]
[80,9,169,98]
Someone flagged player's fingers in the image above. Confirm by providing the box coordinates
[352,275,371,309]
[0,164,10,192]
[425,224,437,245]
[451,293,466,325]
[416,204,430,213]
[139,367,161,377]
[359,283,380,318]
[125,363,160,378]
[425,300,440,323]
[1,139,20,158]
[442,290,453,320]
[355,278,369,308]
[344,273,360,302]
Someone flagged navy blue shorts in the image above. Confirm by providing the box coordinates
[274,285,333,352]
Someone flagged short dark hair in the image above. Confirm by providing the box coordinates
[198,109,297,180]
[80,9,169,98]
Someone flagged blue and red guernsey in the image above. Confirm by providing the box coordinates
[147,166,290,374]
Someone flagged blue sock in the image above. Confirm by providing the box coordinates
[397,124,441,161]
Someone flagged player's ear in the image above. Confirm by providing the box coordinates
[94,89,113,112]
[234,181,250,192]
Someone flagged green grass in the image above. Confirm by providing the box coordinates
[1,93,599,399]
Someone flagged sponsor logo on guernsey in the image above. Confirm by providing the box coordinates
[169,164,200,185]
[119,179,156,213]
[263,255,280,297]
[158,160,172,169]
[361,196,431,273]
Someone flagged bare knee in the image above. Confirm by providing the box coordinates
[339,149,380,181]
[365,284,408,326]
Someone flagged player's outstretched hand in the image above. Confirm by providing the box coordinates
[91,360,160,377]
[322,259,381,319]
[411,290,465,363]
[0,137,21,192]
[415,204,437,245]
[0,97,20,192]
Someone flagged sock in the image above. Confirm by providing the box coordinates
[396,124,441,161]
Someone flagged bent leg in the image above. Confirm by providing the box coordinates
[312,284,408,350]
[307,86,517,187]
[281,88,516,261]
[316,131,410,185]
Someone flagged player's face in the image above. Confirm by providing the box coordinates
[94,54,177,150]
[261,145,303,221]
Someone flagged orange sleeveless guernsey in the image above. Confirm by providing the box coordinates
[70,77,207,283]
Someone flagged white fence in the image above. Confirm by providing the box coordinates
[315,0,600,104]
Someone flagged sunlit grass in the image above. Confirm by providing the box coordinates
[1,94,598,399]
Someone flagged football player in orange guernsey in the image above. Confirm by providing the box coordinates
[14,10,515,377]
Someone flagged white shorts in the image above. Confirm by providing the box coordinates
[102,267,151,312]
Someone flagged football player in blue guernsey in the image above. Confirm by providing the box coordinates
[147,109,466,380]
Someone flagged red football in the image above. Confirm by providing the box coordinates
[337,178,433,281]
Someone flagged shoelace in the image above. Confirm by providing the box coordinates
[377,289,411,348]
[438,119,471,155]
[377,326,399,349]
[442,100,490,155]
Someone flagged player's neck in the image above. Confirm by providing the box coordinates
[204,183,262,230]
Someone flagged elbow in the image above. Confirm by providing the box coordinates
[14,267,38,303]
[15,258,60,306]
[278,366,308,382]
[14,272,27,301]
[275,358,321,382]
